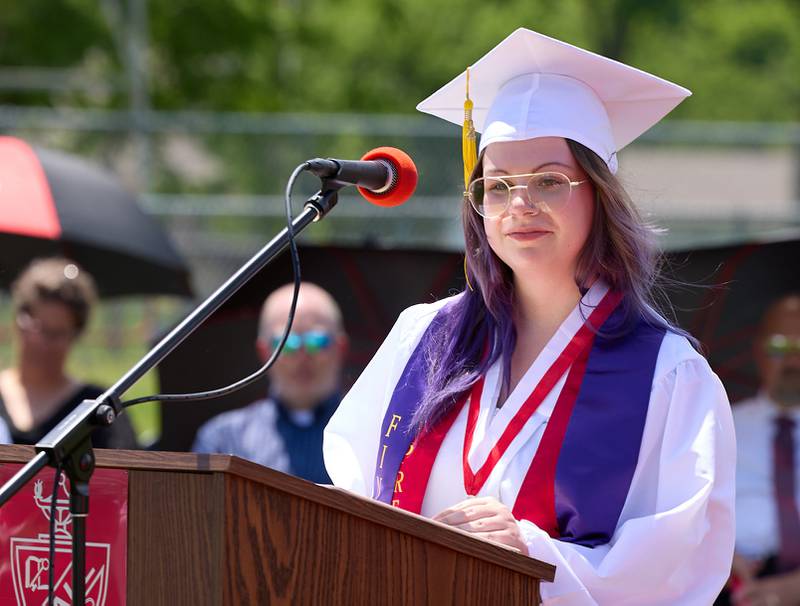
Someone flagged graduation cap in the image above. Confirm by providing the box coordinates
[417,28,691,182]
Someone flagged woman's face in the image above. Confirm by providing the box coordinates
[480,137,594,281]
[15,300,79,371]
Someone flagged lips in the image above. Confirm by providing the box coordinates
[505,226,553,238]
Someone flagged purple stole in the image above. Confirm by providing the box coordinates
[372,296,666,548]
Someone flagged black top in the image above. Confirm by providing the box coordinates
[0,384,139,449]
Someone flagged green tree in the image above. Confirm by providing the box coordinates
[2,0,799,119]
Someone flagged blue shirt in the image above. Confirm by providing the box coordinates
[192,393,340,484]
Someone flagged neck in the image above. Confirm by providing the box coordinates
[773,395,800,412]
[15,361,70,391]
[512,272,582,337]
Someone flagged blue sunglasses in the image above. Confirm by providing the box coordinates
[766,334,800,357]
[271,330,333,354]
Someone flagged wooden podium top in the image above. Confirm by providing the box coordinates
[0,445,555,584]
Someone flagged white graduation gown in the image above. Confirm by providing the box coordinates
[323,283,736,605]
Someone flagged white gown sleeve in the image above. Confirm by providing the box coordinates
[520,353,736,605]
[323,300,448,495]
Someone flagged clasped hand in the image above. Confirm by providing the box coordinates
[433,496,529,556]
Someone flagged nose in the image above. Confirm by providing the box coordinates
[507,185,539,215]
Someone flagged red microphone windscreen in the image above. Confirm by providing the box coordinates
[357,147,418,207]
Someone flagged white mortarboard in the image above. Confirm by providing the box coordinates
[416,28,691,174]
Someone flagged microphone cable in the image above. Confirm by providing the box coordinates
[119,163,309,408]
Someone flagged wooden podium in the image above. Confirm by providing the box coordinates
[0,445,555,605]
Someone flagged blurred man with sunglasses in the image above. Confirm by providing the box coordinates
[722,294,800,606]
[192,282,348,483]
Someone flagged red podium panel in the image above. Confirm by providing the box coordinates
[0,465,128,606]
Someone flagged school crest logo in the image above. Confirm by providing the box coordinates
[0,465,128,606]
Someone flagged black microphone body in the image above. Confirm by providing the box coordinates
[305,158,395,193]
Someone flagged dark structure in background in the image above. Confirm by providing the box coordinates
[155,238,800,452]
[155,245,464,451]
[668,236,800,401]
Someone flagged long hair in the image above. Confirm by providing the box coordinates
[409,139,693,433]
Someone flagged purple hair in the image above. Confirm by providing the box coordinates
[409,139,696,433]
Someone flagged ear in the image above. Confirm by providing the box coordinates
[335,333,350,358]
[256,338,270,364]
[753,335,772,383]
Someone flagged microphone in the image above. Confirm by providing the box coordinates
[304,146,418,207]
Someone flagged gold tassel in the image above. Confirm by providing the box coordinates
[462,67,478,190]
[464,256,474,292]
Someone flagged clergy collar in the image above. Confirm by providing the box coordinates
[271,391,340,426]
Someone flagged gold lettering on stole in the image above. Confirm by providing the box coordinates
[392,499,401,507]
[379,444,389,469]
[385,414,402,437]
[394,471,404,494]
[375,476,383,495]
[405,442,415,456]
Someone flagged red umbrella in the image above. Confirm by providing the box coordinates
[0,136,192,297]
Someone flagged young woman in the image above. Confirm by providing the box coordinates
[324,29,735,604]
[0,257,138,449]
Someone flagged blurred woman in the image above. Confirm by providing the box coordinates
[0,257,137,449]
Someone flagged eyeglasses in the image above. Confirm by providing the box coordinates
[270,330,333,354]
[465,172,588,218]
[765,334,800,357]
[16,311,77,345]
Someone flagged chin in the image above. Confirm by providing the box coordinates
[498,247,557,272]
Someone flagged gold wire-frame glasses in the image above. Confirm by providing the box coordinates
[465,172,588,218]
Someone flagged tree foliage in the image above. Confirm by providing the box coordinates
[1,0,798,120]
